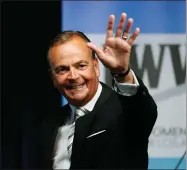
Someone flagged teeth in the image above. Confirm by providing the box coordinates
[72,85,83,89]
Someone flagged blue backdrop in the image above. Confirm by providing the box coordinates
[61,1,186,169]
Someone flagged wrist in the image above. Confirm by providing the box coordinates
[111,66,134,83]
[116,71,134,83]
[111,65,131,78]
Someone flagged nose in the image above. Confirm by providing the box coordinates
[67,67,79,80]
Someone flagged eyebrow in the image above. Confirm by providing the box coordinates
[54,60,89,70]
[74,60,89,65]
[54,65,69,71]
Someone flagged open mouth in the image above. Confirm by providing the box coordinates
[67,84,85,90]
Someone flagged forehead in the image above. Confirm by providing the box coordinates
[49,37,93,65]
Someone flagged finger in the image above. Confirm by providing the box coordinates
[105,14,115,41]
[127,27,140,46]
[115,13,127,38]
[87,42,105,60]
[122,18,133,39]
[105,37,125,49]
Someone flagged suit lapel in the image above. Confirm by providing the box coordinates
[88,82,123,134]
[72,83,112,148]
[72,82,111,144]
[70,105,95,167]
[71,82,123,168]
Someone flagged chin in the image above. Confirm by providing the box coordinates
[72,94,88,101]
[67,93,88,105]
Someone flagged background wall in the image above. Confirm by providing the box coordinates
[2,2,61,168]
[61,1,186,169]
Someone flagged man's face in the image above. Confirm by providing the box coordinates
[49,36,100,106]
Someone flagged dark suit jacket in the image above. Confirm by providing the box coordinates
[39,78,157,169]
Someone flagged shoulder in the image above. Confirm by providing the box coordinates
[100,81,118,96]
[98,81,125,108]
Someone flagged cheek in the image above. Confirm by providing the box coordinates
[54,76,66,87]
[81,71,95,82]
[84,70,98,86]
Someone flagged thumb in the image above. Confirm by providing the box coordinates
[87,42,105,60]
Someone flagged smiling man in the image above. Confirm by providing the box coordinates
[39,13,157,169]
[49,35,100,107]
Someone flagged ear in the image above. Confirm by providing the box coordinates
[93,57,100,77]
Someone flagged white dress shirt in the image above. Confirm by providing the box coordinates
[53,70,139,169]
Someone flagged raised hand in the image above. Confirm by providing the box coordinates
[87,13,140,74]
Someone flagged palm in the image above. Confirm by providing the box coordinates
[87,13,140,73]
[102,38,131,72]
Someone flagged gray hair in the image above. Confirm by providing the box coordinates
[47,30,95,67]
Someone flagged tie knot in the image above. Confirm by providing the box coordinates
[76,107,89,119]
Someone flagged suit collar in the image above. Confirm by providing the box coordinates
[70,82,123,167]
[73,82,113,139]
[73,82,118,138]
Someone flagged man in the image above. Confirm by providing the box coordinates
[39,13,157,169]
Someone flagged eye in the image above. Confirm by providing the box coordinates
[55,66,68,75]
[77,64,88,70]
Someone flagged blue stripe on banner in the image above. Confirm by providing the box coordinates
[149,158,186,169]
[61,1,185,33]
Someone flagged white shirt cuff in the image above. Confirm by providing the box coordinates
[114,70,139,96]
